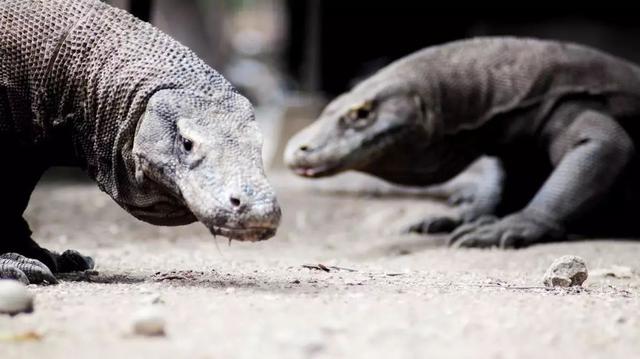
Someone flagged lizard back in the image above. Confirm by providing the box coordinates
[365,37,640,134]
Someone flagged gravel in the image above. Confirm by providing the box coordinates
[1,172,638,358]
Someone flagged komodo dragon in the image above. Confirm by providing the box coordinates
[286,37,640,248]
[0,0,281,284]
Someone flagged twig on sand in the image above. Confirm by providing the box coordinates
[302,264,360,273]
[481,284,584,291]
[302,264,331,272]
[496,285,555,290]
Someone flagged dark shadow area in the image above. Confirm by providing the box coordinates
[57,271,147,284]
[57,268,348,294]
[40,167,91,184]
[285,2,640,96]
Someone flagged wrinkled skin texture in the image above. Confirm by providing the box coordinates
[0,0,280,284]
[286,37,640,249]
[133,90,281,241]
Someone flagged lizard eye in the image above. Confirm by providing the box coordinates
[182,137,193,152]
[351,107,371,120]
[341,101,375,129]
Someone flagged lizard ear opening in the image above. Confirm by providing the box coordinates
[133,152,146,185]
[413,94,426,125]
[413,94,438,141]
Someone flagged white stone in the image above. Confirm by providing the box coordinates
[132,307,166,336]
[0,280,34,315]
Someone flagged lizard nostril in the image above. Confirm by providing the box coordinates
[299,145,311,152]
[229,196,241,208]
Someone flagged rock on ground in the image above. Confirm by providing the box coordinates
[0,280,34,315]
[542,255,588,287]
[132,306,166,336]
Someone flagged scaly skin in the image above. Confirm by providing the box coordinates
[0,0,281,284]
[286,37,640,248]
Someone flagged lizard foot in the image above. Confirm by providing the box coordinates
[51,250,95,273]
[405,185,477,234]
[447,212,566,249]
[406,175,501,235]
[0,253,58,285]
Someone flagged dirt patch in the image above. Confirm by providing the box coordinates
[1,171,639,358]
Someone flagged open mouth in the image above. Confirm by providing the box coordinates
[209,225,277,242]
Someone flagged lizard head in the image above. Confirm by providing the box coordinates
[132,89,281,242]
[285,82,431,178]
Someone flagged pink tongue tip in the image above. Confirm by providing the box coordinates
[293,167,316,177]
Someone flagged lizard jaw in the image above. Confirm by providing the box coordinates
[208,225,277,242]
[291,162,344,178]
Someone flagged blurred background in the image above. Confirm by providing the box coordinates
[97,1,640,174]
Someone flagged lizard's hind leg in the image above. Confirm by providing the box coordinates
[449,103,633,248]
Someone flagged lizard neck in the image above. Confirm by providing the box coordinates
[362,130,481,187]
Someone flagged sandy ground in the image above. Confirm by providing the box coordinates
[1,170,640,359]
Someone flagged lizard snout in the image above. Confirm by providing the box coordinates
[284,137,320,168]
[208,193,282,242]
[177,162,282,241]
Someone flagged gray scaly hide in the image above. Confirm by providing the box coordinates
[286,38,640,248]
[0,0,241,215]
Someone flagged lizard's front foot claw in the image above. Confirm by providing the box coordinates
[52,250,95,273]
[0,253,58,285]
[406,216,462,234]
[447,212,565,249]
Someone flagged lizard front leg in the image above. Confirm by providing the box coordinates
[449,108,634,248]
[0,152,94,284]
[0,212,95,285]
[408,156,505,233]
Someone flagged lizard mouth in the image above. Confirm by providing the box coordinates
[209,225,277,242]
[290,162,344,178]
[288,125,412,179]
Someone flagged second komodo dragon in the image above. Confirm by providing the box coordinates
[286,37,640,248]
[0,0,281,284]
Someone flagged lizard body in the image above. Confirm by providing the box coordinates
[0,0,281,284]
[286,37,640,247]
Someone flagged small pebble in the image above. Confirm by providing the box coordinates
[142,293,164,305]
[0,280,34,315]
[132,307,166,336]
[543,255,588,287]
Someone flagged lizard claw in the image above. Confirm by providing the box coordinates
[0,253,58,285]
[405,185,479,235]
[448,212,565,248]
[52,250,95,273]
[406,216,462,234]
